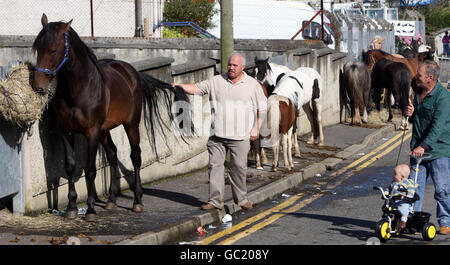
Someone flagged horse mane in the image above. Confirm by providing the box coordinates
[33,21,104,77]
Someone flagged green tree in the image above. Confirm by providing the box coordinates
[163,0,218,37]
[421,2,450,33]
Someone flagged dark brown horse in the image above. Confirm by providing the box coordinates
[32,14,193,221]
[371,58,411,129]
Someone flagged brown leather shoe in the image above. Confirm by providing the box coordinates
[201,203,219,211]
[241,202,253,210]
[439,226,450,235]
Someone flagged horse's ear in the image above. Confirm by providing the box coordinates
[41,13,48,27]
[64,19,73,33]
[254,56,258,63]
[264,57,269,62]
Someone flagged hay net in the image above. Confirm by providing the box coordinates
[0,61,52,128]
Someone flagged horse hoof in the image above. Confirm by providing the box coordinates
[132,204,144,213]
[105,202,117,210]
[65,210,78,220]
[271,166,277,172]
[85,213,97,222]
[294,153,301,158]
[256,166,263,170]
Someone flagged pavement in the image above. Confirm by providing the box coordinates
[0,118,398,245]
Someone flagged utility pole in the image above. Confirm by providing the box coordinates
[220,0,233,73]
[135,0,143,37]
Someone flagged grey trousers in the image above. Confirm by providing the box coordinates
[207,136,251,209]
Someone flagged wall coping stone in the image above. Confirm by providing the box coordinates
[131,57,174,72]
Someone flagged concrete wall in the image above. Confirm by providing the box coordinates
[0,37,347,214]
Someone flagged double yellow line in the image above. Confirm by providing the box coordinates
[198,130,412,245]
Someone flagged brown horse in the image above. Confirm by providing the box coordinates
[32,14,193,221]
[362,49,432,79]
[266,95,296,172]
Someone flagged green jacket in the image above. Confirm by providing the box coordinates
[410,82,450,160]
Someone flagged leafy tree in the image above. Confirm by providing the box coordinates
[163,0,218,37]
[421,2,450,33]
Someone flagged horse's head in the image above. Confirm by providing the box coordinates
[32,13,72,94]
[361,50,372,69]
[254,57,271,83]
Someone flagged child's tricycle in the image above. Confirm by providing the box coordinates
[373,153,437,242]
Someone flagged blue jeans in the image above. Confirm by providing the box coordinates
[392,200,411,218]
[410,157,450,227]
[444,43,449,57]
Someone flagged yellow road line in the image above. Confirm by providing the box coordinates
[332,130,408,176]
[198,189,310,245]
[215,131,411,245]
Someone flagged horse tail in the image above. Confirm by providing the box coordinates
[312,78,320,99]
[398,69,411,115]
[348,65,364,105]
[139,73,194,156]
[267,95,285,147]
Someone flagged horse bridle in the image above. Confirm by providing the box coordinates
[35,33,69,76]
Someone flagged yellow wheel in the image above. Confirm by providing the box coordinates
[422,223,436,241]
[375,219,391,242]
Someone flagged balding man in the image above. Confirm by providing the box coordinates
[173,52,267,211]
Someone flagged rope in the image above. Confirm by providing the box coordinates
[395,128,407,166]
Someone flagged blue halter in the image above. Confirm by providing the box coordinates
[35,33,69,76]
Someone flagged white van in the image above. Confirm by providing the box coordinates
[208,0,335,48]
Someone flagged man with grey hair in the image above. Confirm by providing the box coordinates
[405,60,450,235]
[172,52,267,211]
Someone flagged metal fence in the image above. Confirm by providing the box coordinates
[333,10,396,62]
[0,0,164,38]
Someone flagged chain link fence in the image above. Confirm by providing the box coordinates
[0,0,164,38]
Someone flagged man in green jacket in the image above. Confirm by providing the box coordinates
[405,60,450,235]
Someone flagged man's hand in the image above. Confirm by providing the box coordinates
[405,104,414,117]
[411,146,425,158]
[250,126,259,141]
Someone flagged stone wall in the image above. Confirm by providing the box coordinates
[0,37,347,214]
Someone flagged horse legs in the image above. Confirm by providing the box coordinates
[352,103,362,125]
[302,103,316,145]
[283,129,294,171]
[61,133,78,219]
[312,98,324,146]
[291,112,301,158]
[124,124,144,212]
[303,100,324,146]
[84,131,102,222]
[252,139,263,170]
[362,107,368,124]
[260,148,268,165]
[101,132,119,210]
[292,130,301,158]
[271,140,280,172]
[386,89,394,122]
